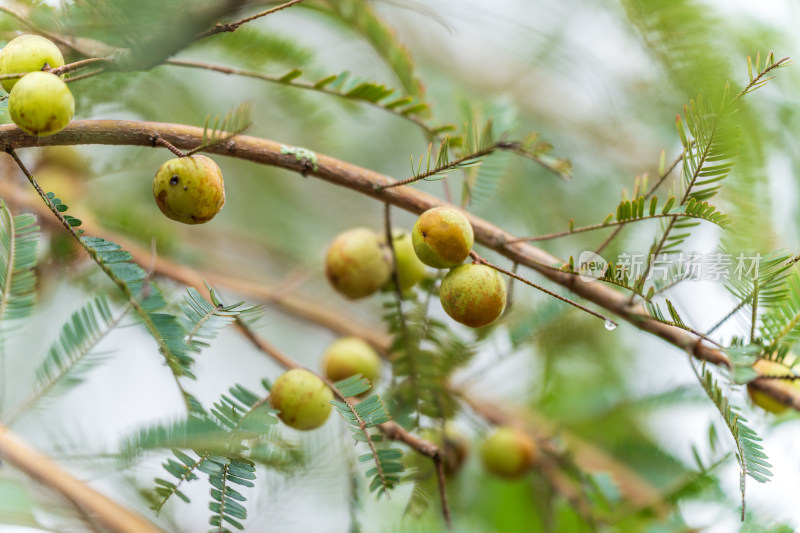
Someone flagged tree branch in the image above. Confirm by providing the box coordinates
[0,425,164,533]
[0,178,703,520]
[2,119,799,411]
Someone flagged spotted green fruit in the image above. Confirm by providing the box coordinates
[8,71,73,136]
[440,264,506,328]
[322,337,381,391]
[325,228,391,299]
[0,35,65,92]
[269,369,333,430]
[411,207,474,269]
[153,155,225,224]
[747,357,800,414]
[480,426,537,478]
[386,230,427,291]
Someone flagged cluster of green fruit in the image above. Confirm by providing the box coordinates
[268,336,381,430]
[325,206,507,328]
[267,335,537,478]
[0,35,74,136]
[276,322,537,478]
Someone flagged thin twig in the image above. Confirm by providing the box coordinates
[380,144,499,190]
[0,58,111,81]
[65,69,107,83]
[433,457,452,529]
[508,211,723,243]
[469,251,618,328]
[151,134,186,157]
[165,59,435,137]
[196,0,309,40]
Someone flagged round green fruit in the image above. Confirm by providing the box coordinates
[152,155,225,224]
[386,230,427,291]
[325,228,392,299]
[440,264,506,328]
[0,35,65,92]
[411,207,474,269]
[322,337,382,389]
[747,357,800,414]
[8,71,74,136]
[269,369,333,430]
[480,426,537,478]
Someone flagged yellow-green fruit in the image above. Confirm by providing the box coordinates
[325,228,392,299]
[269,369,333,430]
[422,426,470,476]
[8,71,74,136]
[387,230,427,291]
[0,35,65,92]
[152,155,225,224]
[322,337,381,390]
[440,264,506,328]
[411,207,474,269]
[480,426,537,478]
[747,358,800,414]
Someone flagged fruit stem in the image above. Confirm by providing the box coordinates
[151,134,187,157]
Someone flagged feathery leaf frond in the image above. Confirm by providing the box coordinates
[11,296,123,420]
[191,102,253,156]
[182,286,259,350]
[329,376,403,499]
[760,271,800,354]
[0,202,39,325]
[691,361,771,517]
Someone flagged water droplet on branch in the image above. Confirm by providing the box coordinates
[604,320,618,331]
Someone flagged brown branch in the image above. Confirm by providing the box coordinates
[0,425,164,533]
[0,119,798,412]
